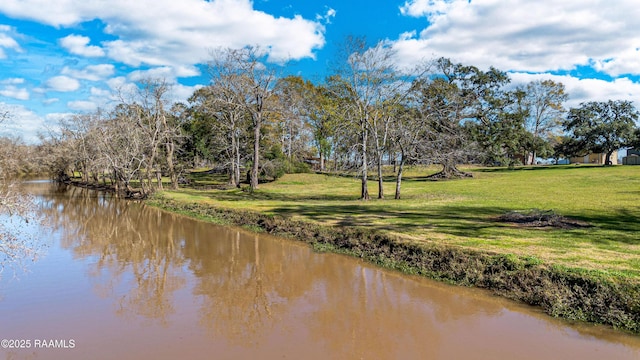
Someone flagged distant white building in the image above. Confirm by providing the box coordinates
[570,151,618,165]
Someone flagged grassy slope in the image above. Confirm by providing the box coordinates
[164,165,640,279]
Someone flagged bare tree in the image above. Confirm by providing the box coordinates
[522,80,568,164]
[329,37,423,199]
[107,78,183,194]
[40,80,182,197]
[129,78,177,192]
[389,104,423,199]
[273,76,314,169]
[329,38,406,199]
[189,84,247,188]
[165,103,187,190]
[56,112,106,184]
[208,47,277,191]
[96,104,147,197]
[141,79,183,190]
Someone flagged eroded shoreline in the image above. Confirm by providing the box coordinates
[148,194,640,335]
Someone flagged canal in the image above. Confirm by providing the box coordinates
[1,181,639,359]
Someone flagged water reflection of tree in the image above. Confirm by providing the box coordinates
[182,223,501,357]
[39,184,187,324]
[319,268,496,358]
[0,180,45,278]
[184,229,323,344]
[35,182,510,357]
[295,260,435,359]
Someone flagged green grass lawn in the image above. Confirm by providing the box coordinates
[166,165,640,278]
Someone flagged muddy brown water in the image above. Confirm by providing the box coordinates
[1,181,639,360]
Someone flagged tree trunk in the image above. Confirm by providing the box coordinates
[156,170,163,190]
[531,150,537,165]
[235,133,241,187]
[374,117,390,199]
[81,163,88,183]
[531,123,540,165]
[373,128,384,199]
[164,138,177,190]
[125,181,135,198]
[113,169,119,197]
[360,125,370,200]
[605,150,614,165]
[443,163,454,177]
[428,157,473,179]
[320,151,325,172]
[146,141,159,191]
[139,170,147,196]
[394,150,405,200]
[229,125,239,187]
[377,152,384,199]
[288,123,292,162]
[393,152,397,174]
[251,113,261,191]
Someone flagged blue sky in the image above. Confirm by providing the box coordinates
[2,0,640,142]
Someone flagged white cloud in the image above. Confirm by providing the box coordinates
[0,24,21,58]
[68,100,97,111]
[125,69,204,103]
[45,75,80,92]
[592,48,640,77]
[509,72,640,109]
[63,75,200,115]
[394,0,640,76]
[58,86,113,113]
[59,34,105,57]
[0,102,45,143]
[317,7,336,24]
[1,77,24,85]
[0,85,29,100]
[0,0,325,67]
[90,87,111,98]
[45,112,74,123]
[128,67,179,83]
[106,76,134,92]
[173,83,204,104]
[61,64,115,81]
[392,1,640,107]
[42,112,72,136]
[400,0,455,17]
[42,98,59,105]
[87,86,116,109]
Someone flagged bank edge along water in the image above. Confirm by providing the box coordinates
[149,193,640,335]
[6,181,640,360]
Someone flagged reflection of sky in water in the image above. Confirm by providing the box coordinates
[0,206,48,276]
[0,182,639,360]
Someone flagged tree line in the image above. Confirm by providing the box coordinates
[28,40,640,199]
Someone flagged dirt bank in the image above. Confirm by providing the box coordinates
[148,195,640,334]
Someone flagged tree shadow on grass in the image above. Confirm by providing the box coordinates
[269,204,509,239]
[571,208,640,245]
[176,188,358,202]
[173,188,640,246]
[269,203,640,246]
[401,175,468,182]
[475,165,604,173]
